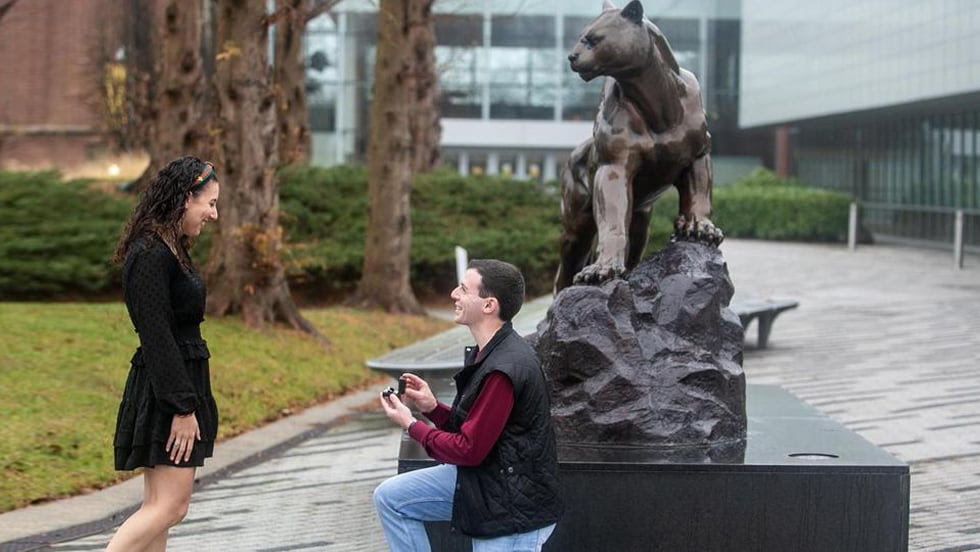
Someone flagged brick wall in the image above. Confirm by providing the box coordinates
[0,0,124,169]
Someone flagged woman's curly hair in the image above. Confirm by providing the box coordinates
[113,156,217,265]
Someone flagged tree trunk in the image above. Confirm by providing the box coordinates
[348,0,436,314]
[409,4,440,173]
[207,0,322,340]
[273,0,312,165]
[131,0,210,192]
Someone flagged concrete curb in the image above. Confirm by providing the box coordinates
[0,387,381,549]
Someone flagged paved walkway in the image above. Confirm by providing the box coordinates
[1,239,978,551]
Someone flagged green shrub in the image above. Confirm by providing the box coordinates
[642,168,853,254]
[277,164,370,290]
[0,165,853,299]
[726,166,811,188]
[0,172,132,298]
[714,168,853,241]
[714,185,852,241]
[645,187,682,254]
[278,165,561,296]
[412,170,561,295]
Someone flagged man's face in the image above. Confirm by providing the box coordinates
[450,268,490,326]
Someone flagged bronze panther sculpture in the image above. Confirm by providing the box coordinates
[555,0,723,293]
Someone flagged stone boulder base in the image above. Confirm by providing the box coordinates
[535,241,746,447]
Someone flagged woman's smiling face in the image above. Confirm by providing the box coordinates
[181,180,219,238]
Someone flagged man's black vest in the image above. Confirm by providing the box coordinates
[447,322,563,537]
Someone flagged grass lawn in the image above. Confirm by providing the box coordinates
[0,302,450,513]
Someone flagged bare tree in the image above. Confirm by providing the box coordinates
[347,0,439,313]
[272,0,312,165]
[408,3,440,173]
[206,0,322,340]
[130,0,211,192]
[269,0,342,165]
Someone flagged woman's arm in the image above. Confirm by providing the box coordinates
[125,241,199,415]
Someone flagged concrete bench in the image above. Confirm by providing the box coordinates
[730,297,799,349]
[367,294,798,385]
[366,295,552,393]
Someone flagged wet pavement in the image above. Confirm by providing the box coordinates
[1,239,978,551]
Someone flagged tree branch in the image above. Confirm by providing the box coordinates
[0,0,20,24]
[305,0,343,24]
[263,0,342,28]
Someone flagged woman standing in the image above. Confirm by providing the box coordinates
[106,156,220,551]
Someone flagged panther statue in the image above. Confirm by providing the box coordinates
[555,0,724,293]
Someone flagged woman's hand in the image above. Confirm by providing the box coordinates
[400,373,437,413]
[167,413,201,464]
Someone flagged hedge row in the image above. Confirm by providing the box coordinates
[0,166,852,299]
[278,165,561,296]
[0,172,131,297]
[641,168,853,255]
[717,168,853,241]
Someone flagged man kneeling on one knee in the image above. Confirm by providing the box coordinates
[375,259,563,551]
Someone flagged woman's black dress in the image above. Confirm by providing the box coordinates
[113,236,219,470]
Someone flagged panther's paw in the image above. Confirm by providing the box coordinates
[573,261,626,285]
[673,214,724,246]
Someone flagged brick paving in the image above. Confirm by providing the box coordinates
[726,240,980,552]
[44,414,399,551]
[5,239,979,551]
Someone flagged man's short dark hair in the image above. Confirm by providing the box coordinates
[468,259,525,322]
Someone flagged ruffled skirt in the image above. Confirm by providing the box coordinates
[113,340,219,471]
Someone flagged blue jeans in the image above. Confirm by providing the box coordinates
[373,464,556,552]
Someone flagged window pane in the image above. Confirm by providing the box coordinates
[488,15,556,120]
[436,14,482,47]
[438,46,484,118]
[305,20,339,132]
[491,14,553,48]
[489,46,556,119]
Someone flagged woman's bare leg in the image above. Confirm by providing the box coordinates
[105,466,195,552]
[144,530,168,552]
[142,469,169,552]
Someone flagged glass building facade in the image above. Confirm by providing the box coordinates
[304,0,743,181]
[740,0,980,248]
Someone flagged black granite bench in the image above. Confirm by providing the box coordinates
[395,385,909,552]
[366,296,907,552]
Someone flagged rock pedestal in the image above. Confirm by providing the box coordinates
[535,241,746,448]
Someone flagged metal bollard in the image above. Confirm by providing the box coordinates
[953,210,964,269]
[848,202,858,251]
[455,245,468,283]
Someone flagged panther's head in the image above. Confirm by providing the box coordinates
[567,1,678,81]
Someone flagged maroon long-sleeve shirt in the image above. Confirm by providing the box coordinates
[407,371,514,467]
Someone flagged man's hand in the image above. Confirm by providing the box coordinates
[380,392,416,430]
[400,372,437,413]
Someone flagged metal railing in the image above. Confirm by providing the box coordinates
[848,202,980,269]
